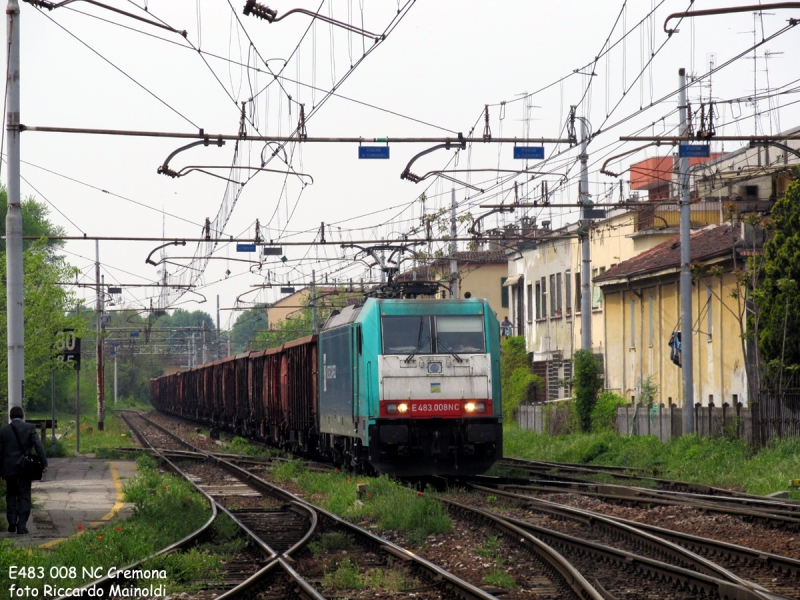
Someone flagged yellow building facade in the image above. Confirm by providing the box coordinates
[505,210,675,398]
[596,224,749,407]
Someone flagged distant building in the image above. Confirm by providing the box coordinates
[398,250,508,318]
[596,223,754,408]
[505,210,675,400]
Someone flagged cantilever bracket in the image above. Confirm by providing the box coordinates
[145,240,186,266]
[400,134,466,183]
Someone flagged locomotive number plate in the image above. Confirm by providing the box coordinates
[410,401,462,417]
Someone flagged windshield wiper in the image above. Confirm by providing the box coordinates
[436,337,464,363]
[405,317,428,363]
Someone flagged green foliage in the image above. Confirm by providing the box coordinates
[272,461,451,538]
[0,453,216,594]
[0,239,84,411]
[500,336,529,392]
[572,350,603,433]
[500,336,541,421]
[757,178,800,369]
[504,425,800,498]
[637,375,658,405]
[323,558,363,590]
[483,570,517,589]
[590,391,626,433]
[255,287,353,350]
[504,368,543,421]
[0,187,66,254]
[475,535,502,558]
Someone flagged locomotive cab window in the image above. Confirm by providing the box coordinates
[435,315,485,354]
[382,316,431,354]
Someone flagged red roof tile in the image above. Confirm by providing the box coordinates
[595,225,739,283]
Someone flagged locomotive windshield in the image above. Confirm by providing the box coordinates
[435,315,485,353]
[381,314,485,355]
[382,315,431,354]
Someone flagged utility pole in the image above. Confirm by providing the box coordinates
[679,68,695,434]
[5,0,23,420]
[202,321,207,365]
[579,117,592,350]
[216,294,221,360]
[113,350,117,406]
[311,269,318,334]
[450,187,459,299]
[96,251,105,431]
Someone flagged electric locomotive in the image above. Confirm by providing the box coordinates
[318,297,502,476]
[150,296,502,477]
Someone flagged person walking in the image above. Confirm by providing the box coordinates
[0,406,48,534]
[500,316,514,338]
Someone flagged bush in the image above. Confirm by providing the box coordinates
[591,391,626,433]
[500,336,542,422]
[572,350,603,432]
[504,368,543,422]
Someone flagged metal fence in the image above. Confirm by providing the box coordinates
[752,389,800,447]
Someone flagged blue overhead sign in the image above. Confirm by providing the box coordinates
[679,144,710,158]
[130,332,139,338]
[513,146,545,160]
[358,146,390,159]
[236,243,257,253]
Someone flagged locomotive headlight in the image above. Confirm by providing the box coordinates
[386,404,398,414]
[476,402,486,412]
[465,402,476,412]
[397,403,409,413]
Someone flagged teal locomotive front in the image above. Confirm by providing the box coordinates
[317,297,502,476]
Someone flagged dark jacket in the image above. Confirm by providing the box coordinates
[0,420,48,478]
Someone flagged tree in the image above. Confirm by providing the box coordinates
[231,309,269,353]
[572,349,603,433]
[756,176,800,373]
[0,240,83,410]
[0,187,66,255]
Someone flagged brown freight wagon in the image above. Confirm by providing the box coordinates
[282,335,318,452]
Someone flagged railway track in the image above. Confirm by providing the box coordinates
[466,484,800,599]
[496,459,800,529]
[123,410,560,600]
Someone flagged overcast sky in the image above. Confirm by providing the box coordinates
[4,0,799,329]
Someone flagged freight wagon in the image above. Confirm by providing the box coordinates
[151,297,502,476]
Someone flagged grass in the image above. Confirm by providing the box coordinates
[272,460,451,540]
[321,557,415,592]
[0,454,228,594]
[25,408,137,457]
[504,424,800,498]
[483,569,517,589]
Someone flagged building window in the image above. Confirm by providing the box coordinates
[592,267,605,309]
[501,277,508,308]
[630,298,636,348]
[535,282,541,319]
[648,296,654,348]
[527,284,533,322]
[565,270,572,313]
[541,276,547,318]
[549,274,556,315]
[575,272,581,313]
[706,285,713,342]
[556,272,563,314]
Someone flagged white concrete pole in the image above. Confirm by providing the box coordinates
[679,68,695,434]
[579,118,592,350]
[5,0,23,419]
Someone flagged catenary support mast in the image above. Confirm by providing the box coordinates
[579,118,592,350]
[679,68,695,434]
[5,0,23,420]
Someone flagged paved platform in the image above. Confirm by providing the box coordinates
[1,457,138,548]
